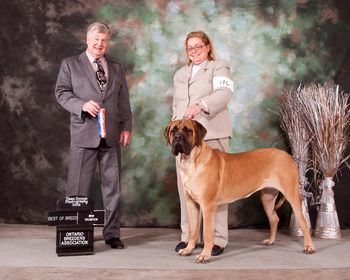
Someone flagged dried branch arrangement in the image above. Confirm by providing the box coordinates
[299,82,350,178]
[280,86,311,183]
[280,86,312,236]
[298,82,350,239]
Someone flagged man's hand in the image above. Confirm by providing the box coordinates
[82,100,101,117]
[119,131,132,147]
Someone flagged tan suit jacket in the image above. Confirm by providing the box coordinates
[172,59,233,140]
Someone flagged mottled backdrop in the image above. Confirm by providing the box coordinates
[1,0,350,228]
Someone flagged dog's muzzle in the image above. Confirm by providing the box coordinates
[172,132,192,156]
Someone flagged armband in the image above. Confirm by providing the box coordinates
[213,76,234,92]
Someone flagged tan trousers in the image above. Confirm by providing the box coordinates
[176,138,229,248]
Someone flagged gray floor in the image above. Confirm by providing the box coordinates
[0,224,349,280]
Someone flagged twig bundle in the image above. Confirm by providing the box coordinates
[299,82,350,178]
[280,86,313,236]
[280,86,310,181]
[298,82,349,239]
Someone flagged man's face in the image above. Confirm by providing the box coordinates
[86,31,109,58]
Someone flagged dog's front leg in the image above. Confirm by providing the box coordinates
[178,196,200,256]
[196,202,216,263]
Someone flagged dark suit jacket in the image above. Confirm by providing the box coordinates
[55,52,132,148]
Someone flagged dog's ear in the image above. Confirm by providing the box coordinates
[163,122,172,145]
[193,120,207,145]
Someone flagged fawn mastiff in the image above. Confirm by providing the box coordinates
[164,119,315,263]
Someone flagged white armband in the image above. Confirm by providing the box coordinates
[213,76,234,92]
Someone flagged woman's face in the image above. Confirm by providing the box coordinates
[186,37,210,65]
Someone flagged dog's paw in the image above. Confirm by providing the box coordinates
[261,239,274,246]
[178,248,193,256]
[303,246,315,254]
[195,253,211,263]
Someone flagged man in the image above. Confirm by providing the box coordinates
[55,22,132,249]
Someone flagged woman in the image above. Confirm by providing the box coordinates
[172,31,234,256]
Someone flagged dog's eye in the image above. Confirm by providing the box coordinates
[171,127,178,134]
[183,127,192,133]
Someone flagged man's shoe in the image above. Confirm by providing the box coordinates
[211,244,224,256]
[105,237,124,249]
[175,241,188,252]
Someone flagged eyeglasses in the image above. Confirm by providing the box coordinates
[186,44,206,53]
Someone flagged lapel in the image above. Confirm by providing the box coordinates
[105,56,116,94]
[189,60,210,85]
[78,52,101,93]
[177,64,192,85]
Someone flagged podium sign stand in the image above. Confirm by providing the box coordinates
[48,196,105,256]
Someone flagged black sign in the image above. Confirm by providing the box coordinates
[48,196,105,256]
[48,210,105,226]
[57,196,94,211]
[57,228,93,247]
[56,226,94,256]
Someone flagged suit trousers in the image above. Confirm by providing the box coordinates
[176,137,229,248]
[66,139,121,240]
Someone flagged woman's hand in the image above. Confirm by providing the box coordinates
[184,104,202,119]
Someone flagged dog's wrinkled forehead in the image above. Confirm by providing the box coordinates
[164,119,207,148]
[164,119,196,144]
[172,119,196,133]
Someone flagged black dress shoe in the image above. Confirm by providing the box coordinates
[211,244,224,256]
[105,237,124,249]
[175,241,188,252]
[175,242,203,252]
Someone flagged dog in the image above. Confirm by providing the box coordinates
[164,119,315,263]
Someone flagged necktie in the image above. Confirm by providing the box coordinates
[94,58,107,91]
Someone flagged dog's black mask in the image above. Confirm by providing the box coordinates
[164,120,207,156]
[171,126,193,156]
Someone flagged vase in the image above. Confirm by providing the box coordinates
[289,176,312,236]
[289,196,312,237]
[314,177,341,239]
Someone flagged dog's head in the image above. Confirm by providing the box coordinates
[164,119,207,156]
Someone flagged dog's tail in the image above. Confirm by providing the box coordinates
[274,195,286,210]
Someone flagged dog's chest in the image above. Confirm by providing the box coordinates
[178,161,200,202]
